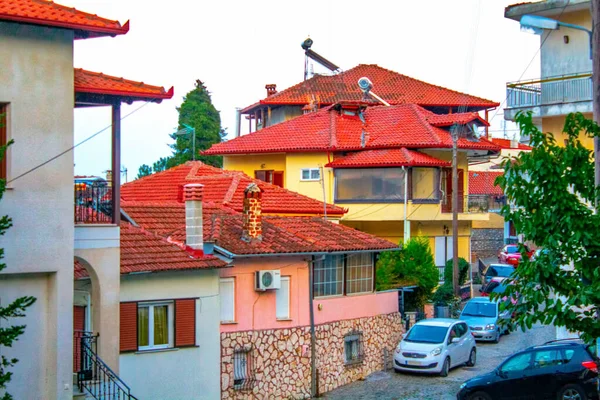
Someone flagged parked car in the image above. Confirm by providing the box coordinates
[480,277,509,297]
[457,339,600,400]
[394,318,476,377]
[459,297,510,343]
[498,244,532,266]
[483,264,515,284]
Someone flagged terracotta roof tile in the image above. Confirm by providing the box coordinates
[490,138,532,150]
[121,202,397,256]
[205,104,501,155]
[121,162,346,216]
[469,171,504,195]
[0,0,129,39]
[75,69,173,102]
[325,148,451,168]
[74,223,228,278]
[244,64,498,111]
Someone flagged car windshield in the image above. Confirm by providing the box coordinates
[505,246,519,254]
[462,301,497,318]
[487,266,514,278]
[404,325,449,344]
[484,281,507,294]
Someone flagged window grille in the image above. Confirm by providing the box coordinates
[344,330,364,366]
[346,253,374,294]
[233,347,254,390]
[313,255,344,297]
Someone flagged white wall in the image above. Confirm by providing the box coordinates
[0,22,74,400]
[119,270,221,400]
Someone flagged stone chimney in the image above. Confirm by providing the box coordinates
[265,84,277,97]
[184,183,204,254]
[242,183,262,243]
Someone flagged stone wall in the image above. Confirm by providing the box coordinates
[221,312,403,399]
[471,228,504,262]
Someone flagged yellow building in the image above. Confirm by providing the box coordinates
[504,0,593,150]
[207,103,501,277]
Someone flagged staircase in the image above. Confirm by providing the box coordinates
[74,331,137,400]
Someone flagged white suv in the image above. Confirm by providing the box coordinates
[394,318,477,377]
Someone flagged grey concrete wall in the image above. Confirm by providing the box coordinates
[471,228,503,262]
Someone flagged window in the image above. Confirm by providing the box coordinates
[137,302,174,351]
[0,104,7,180]
[301,168,320,181]
[220,278,235,323]
[501,352,532,374]
[313,255,344,297]
[346,253,374,294]
[532,349,563,369]
[276,276,290,320]
[335,168,405,202]
[233,347,254,390]
[412,167,440,201]
[255,170,273,183]
[344,331,364,365]
[434,236,453,267]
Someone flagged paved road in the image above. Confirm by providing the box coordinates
[323,323,555,400]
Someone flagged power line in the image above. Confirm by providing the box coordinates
[8,102,150,184]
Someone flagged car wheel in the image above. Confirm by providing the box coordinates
[466,348,476,367]
[467,392,492,400]
[439,357,450,377]
[557,384,587,400]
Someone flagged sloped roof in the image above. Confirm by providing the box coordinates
[74,223,228,278]
[205,104,500,155]
[244,64,498,112]
[0,0,129,39]
[490,138,532,150]
[120,162,346,216]
[469,171,504,195]
[75,69,173,102]
[325,148,451,169]
[121,201,397,256]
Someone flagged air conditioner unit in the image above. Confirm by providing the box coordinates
[255,270,281,291]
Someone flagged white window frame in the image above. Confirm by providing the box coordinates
[345,253,374,295]
[276,276,291,320]
[300,168,320,182]
[138,301,174,351]
[220,277,236,323]
[313,255,344,298]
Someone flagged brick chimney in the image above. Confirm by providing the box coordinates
[242,183,262,243]
[265,84,277,97]
[184,183,204,254]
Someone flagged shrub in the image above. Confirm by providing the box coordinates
[443,257,470,286]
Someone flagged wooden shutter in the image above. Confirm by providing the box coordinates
[73,306,86,331]
[120,302,138,352]
[175,299,196,347]
[273,171,284,188]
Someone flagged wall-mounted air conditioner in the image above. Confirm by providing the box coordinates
[255,270,281,291]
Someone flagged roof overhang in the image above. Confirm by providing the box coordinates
[505,0,590,21]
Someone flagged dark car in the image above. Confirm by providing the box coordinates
[457,339,600,400]
[483,264,515,284]
[480,278,508,297]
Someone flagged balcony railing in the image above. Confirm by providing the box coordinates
[506,72,592,109]
[440,194,503,214]
[74,181,114,224]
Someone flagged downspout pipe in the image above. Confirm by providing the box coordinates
[402,166,408,244]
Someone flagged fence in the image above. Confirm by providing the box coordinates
[506,72,592,109]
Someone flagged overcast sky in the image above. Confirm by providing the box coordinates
[68,0,540,181]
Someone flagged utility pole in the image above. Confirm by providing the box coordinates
[308,258,317,397]
[592,0,600,209]
[451,125,460,296]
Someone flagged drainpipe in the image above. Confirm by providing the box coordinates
[235,108,242,138]
[402,166,409,244]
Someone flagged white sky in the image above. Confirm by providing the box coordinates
[68,0,540,181]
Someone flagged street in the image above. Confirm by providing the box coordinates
[323,323,556,400]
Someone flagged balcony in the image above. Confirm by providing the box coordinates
[74,180,115,224]
[505,72,592,120]
[441,194,506,214]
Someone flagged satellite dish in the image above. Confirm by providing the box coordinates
[358,77,373,93]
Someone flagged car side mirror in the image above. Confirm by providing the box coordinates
[496,369,507,379]
[451,337,460,344]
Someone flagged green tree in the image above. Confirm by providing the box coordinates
[136,164,152,180]
[376,237,439,307]
[0,120,36,400]
[493,111,600,343]
[152,157,169,173]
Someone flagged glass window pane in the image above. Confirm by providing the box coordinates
[501,353,532,373]
[138,306,149,347]
[346,253,373,294]
[301,170,310,180]
[153,305,169,345]
[335,168,405,202]
[412,168,439,199]
[313,255,343,297]
[310,169,320,180]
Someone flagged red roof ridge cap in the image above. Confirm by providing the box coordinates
[223,174,241,205]
[412,104,442,144]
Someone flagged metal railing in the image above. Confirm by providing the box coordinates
[441,195,498,214]
[76,331,137,400]
[74,181,113,224]
[506,72,592,109]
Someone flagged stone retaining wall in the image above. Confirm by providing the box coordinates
[471,228,504,262]
[221,312,403,399]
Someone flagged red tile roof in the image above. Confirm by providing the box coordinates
[469,171,504,195]
[0,0,129,39]
[74,223,228,278]
[75,69,173,102]
[325,148,451,169]
[121,162,346,216]
[427,112,489,127]
[205,104,501,155]
[243,64,498,112]
[490,138,532,150]
[121,202,397,256]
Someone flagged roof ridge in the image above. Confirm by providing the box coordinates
[411,104,442,144]
[223,174,241,205]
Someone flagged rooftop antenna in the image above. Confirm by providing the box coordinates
[357,77,390,106]
[301,37,340,81]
